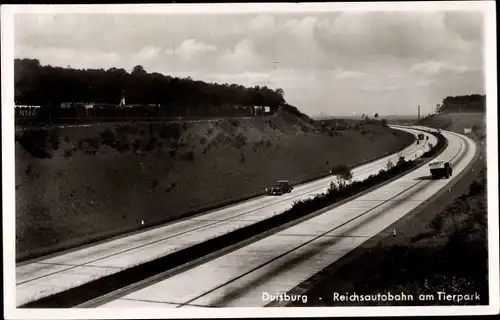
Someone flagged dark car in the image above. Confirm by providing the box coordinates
[429,161,453,179]
[266,180,293,195]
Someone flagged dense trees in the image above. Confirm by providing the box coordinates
[437,95,486,113]
[15,59,304,122]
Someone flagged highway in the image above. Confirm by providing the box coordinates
[16,127,434,307]
[91,128,476,308]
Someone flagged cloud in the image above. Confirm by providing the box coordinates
[363,84,400,92]
[415,79,436,88]
[410,60,469,76]
[216,38,263,72]
[443,11,484,42]
[165,39,217,62]
[335,70,365,79]
[132,46,161,61]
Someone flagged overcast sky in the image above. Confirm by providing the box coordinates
[14,11,485,117]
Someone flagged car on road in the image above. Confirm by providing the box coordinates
[266,180,293,195]
[429,161,453,179]
[418,133,425,140]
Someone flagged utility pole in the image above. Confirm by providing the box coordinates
[418,105,420,120]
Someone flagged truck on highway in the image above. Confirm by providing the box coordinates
[266,180,293,195]
[429,161,453,179]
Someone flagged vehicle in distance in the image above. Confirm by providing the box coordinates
[418,133,425,140]
[266,180,293,195]
[429,161,453,179]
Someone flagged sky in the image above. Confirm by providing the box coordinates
[14,10,485,117]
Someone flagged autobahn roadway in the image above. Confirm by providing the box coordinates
[87,128,476,308]
[16,126,436,307]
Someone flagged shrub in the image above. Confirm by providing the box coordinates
[181,150,196,162]
[330,164,353,189]
[117,124,138,135]
[132,139,141,152]
[430,214,444,231]
[468,179,485,197]
[145,137,158,151]
[240,152,245,163]
[100,129,118,147]
[235,133,247,148]
[116,142,130,152]
[159,123,182,140]
[15,129,52,158]
[381,118,388,126]
[48,130,60,150]
[63,149,73,158]
[327,181,338,193]
[230,119,240,127]
[207,127,214,135]
[397,156,406,166]
[148,123,157,136]
[386,160,395,170]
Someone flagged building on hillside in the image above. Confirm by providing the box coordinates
[119,96,126,107]
[15,105,41,117]
[120,103,159,108]
[253,105,272,115]
[60,102,96,109]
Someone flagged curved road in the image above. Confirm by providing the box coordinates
[16,127,435,306]
[91,128,476,308]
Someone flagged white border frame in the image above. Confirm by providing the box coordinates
[2,2,498,318]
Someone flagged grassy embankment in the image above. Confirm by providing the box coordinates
[290,112,488,306]
[16,115,414,261]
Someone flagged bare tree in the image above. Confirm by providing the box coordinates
[330,164,353,189]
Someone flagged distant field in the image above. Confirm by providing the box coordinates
[15,115,414,260]
[418,112,486,140]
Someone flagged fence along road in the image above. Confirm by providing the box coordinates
[92,128,474,308]
[16,127,435,307]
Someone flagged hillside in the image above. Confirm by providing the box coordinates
[15,115,414,260]
[418,112,486,141]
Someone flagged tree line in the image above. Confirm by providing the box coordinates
[436,94,486,113]
[14,58,312,123]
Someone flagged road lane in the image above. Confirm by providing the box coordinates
[95,128,474,308]
[16,127,433,306]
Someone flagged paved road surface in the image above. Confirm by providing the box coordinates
[16,127,434,306]
[93,128,475,308]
